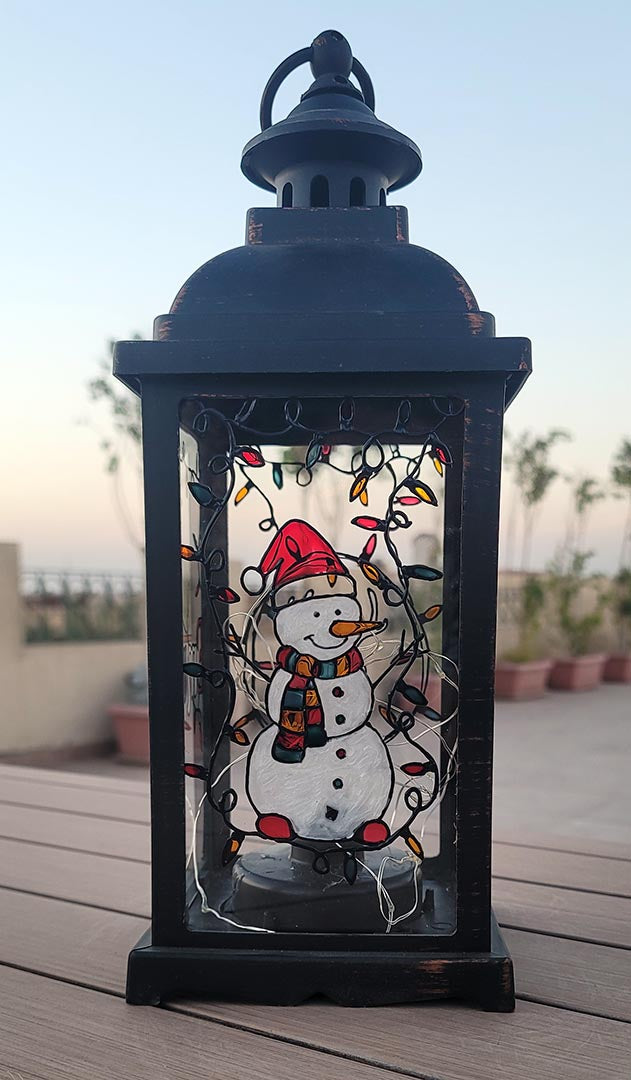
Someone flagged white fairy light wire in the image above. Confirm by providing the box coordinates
[187,784,424,936]
[224,586,276,714]
[377,650,459,844]
[354,853,422,934]
[186,753,274,933]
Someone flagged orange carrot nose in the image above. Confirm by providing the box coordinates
[329,619,384,638]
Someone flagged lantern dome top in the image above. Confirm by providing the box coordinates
[114,30,531,410]
[241,30,422,206]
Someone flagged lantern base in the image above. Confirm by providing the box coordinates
[126,911,514,1011]
[229,844,420,933]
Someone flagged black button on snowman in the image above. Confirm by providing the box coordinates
[242,519,395,846]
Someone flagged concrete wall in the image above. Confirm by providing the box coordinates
[0,544,145,755]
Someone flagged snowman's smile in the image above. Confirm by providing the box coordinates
[305,633,347,650]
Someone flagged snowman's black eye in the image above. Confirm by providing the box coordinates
[335,609,341,616]
[313,611,320,618]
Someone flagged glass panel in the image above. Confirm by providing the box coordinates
[180,429,206,874]
[179,396,459,938]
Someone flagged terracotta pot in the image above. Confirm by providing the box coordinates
[603,654,631,683]
[548,654,606,692]
[425,673,443,712]
[108,703,150,763]
[495,659,553,701]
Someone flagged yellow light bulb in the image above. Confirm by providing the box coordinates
[405,832,424,859]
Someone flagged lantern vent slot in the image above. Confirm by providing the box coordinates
[310,175,330,208]
[281,182,293,208]
[379,187,386,206]
[349,177,366,207]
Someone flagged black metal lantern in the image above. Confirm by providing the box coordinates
[118,30,531,1011]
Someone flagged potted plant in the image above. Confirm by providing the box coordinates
[604,439,631,681]
[604,568,631,681]
[547,476,607,690]
[108,664,149,763]
[496,575,552,699]
[548,550,607,690]
[497,428,570,699]
[503,428,571,571]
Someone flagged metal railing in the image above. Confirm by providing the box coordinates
[497,586,522,625]
[21,569,144,643]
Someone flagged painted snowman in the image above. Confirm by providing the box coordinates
[241,520,394,846]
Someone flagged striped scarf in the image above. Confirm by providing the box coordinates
[271,645,364,764]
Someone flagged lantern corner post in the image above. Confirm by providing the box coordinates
[142,380,188,946]
[455,378,512,954]
[125,930,161,1006]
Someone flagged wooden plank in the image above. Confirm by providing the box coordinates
[2,795,630,907]
[0,887,145,991]
[192,997,631,1080]
[7,807,631,932]
[0,802,150,862]
[2,828,631,950]
[494,827,631,862]
[505,927,631,1021]
[2,767,629,867]
[494,878,631,948]
[4,807,631,915]
[2,767,629,894]
[0,762,148,794]
[493,843,631,897]
[0,837,150,916]
[1,887,630,1024]
[1,891,630,1079]
[0,966,403,1080]
[5,799,630,899]
[0,789,629,905]
[0,774,150,823]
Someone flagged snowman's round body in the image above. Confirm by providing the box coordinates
[246,664,394,841]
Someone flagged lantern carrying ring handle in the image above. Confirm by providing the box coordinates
[259,39,376,132]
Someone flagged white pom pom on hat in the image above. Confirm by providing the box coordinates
[240,520,349,597]
[241,566,265,595]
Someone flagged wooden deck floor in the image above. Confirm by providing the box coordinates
[0,762,629,1079]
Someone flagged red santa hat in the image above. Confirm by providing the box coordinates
[241,519,350,598]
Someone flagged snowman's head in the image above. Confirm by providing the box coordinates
[274,591,365,661]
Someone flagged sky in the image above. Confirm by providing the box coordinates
[1,0,630,574]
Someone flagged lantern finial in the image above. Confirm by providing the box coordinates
[242,31,421,206]
[309,30,353,79]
